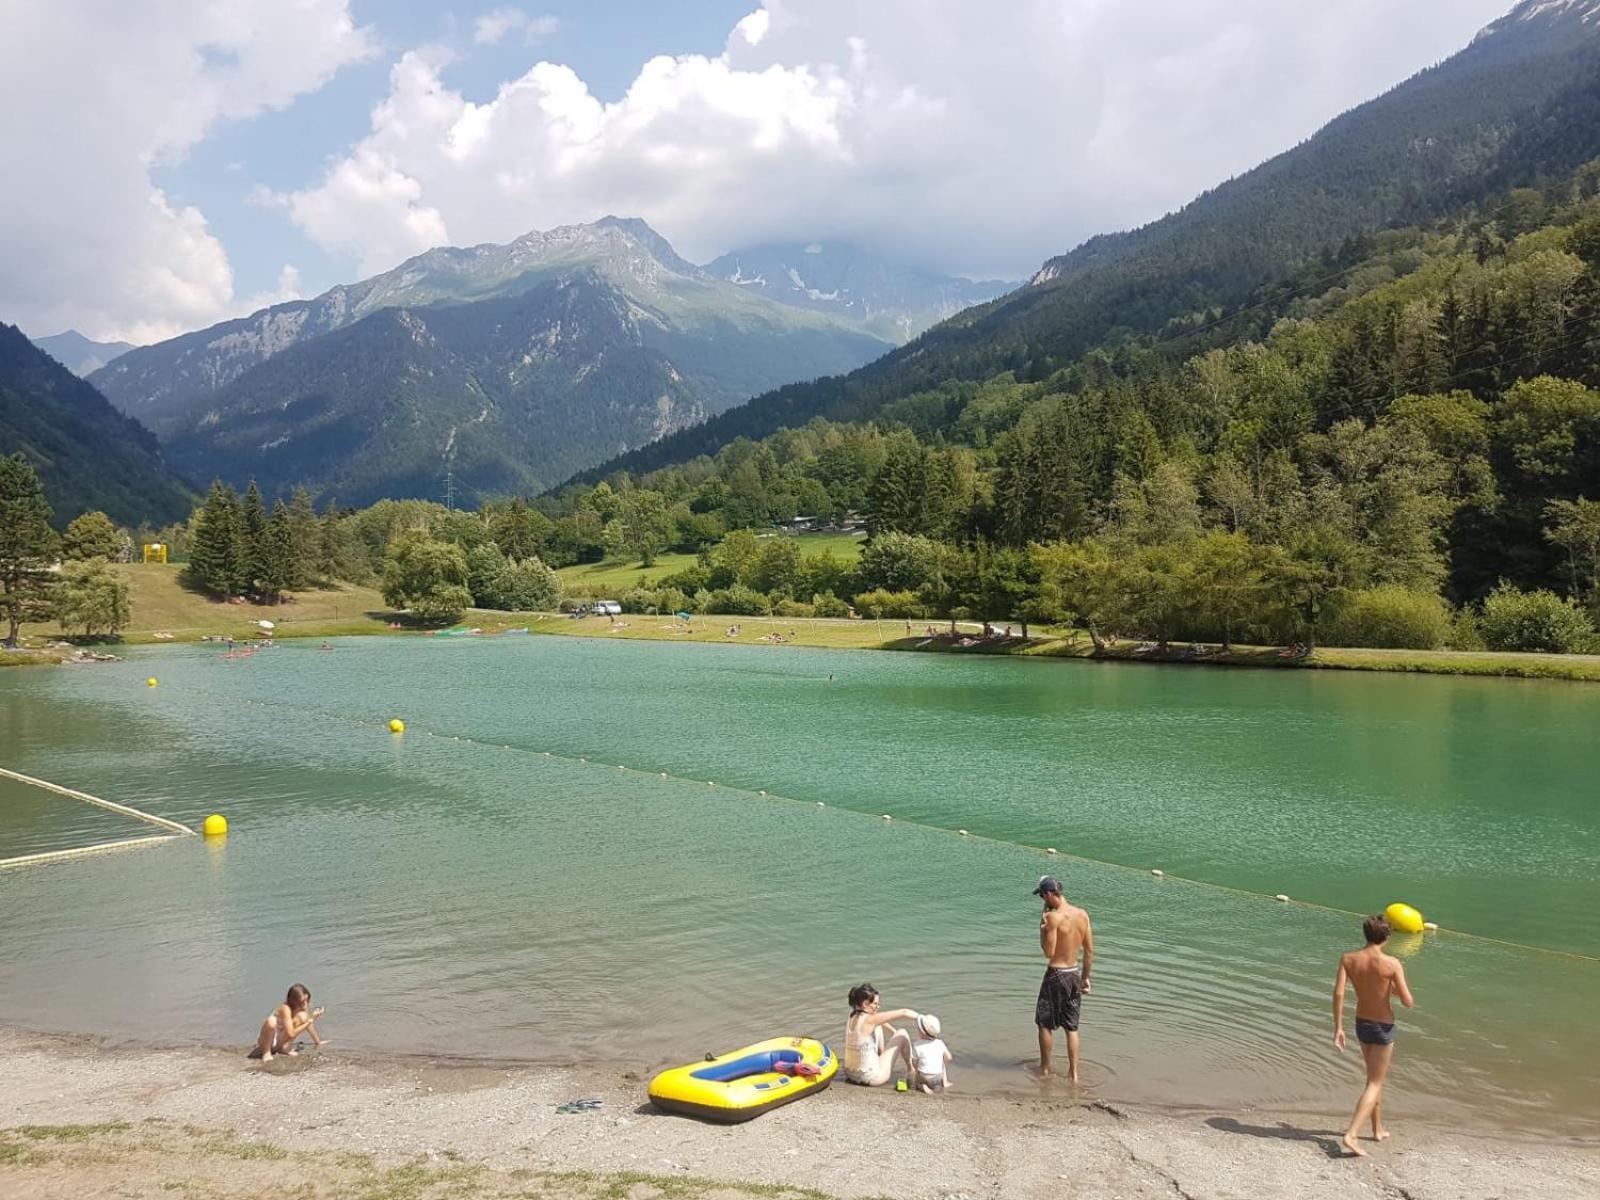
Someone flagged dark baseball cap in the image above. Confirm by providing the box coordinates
[1033,875,1062,896]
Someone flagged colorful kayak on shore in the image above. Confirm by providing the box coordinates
[648,1036,836,1122]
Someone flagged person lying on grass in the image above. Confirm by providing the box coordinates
[250,983,326,1061]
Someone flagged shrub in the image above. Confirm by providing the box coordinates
[621,586,692,615]
[700,584,771,616]
[851,588,924,619]
[1449,607,1486,652]
[1479,583,1597,653]
[487,556,560,612]
[773,598,816,618]
[812,591,851,618]
[1323,585,1452,650]
[621,587,657,614]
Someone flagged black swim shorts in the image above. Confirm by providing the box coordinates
[1035,966,1083,1032]
[1355,1019,1396,1046]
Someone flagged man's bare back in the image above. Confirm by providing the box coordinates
[1041,903,1090,970]
[1339,946,1406,1023]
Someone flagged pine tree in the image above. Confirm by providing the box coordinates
[0,453,59,644]
[258,501,296,602]
[238,481,268,598]
[186,480,243,597]
[286,487,322,588]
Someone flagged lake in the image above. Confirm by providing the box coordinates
[2,636,1597,1133]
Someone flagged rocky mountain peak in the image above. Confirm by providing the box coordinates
[1475,0,1600,42]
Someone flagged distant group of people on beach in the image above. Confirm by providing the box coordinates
[840,875,1415,1158]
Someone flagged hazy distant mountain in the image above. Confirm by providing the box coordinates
[0,324,191,526]
[91,217,890,438]
[29,329,136,376]
[702,242,1013,343]
[581,0,1600,481]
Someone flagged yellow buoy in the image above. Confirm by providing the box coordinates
[202,813,228,837]
[388,718,405,733]
[1385,902,1425,934]
[146,677,158,687]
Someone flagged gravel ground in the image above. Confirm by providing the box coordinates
[1,1028,1595,1199]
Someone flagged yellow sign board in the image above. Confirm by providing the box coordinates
[142,543,168,564]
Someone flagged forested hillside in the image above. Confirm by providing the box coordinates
[530,164,1600,652]
[0,324,193,528]
[589,0,1600,481]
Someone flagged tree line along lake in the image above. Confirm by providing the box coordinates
[1,635,1596,1133]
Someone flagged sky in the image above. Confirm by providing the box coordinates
[0,0,1517,345]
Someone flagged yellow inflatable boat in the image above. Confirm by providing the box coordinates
[648,1036,837,1122]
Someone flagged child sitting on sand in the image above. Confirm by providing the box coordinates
[250,983,326,1061]
[909,1013,952,1093]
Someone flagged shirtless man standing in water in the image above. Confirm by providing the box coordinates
[1333,916,1416,1157]
[1034,875,1093,1081]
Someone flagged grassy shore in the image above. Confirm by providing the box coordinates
[8,563,1600,682]
[8,564,397,664]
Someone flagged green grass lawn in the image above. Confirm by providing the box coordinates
[15,563,394,652]
[556,530,867,596]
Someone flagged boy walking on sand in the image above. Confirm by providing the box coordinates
[1033,875,1092,1081]
[1333,915,1416,1157]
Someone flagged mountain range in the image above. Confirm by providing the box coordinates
[89,219,1008,504]
[29,329,137,376]
[580,0,1600,482]
[702,242,1012,343]
[0,323,192,527]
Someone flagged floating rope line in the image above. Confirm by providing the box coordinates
[0,766,195,837]
[163,683,1600,964]
[0,835,184,871]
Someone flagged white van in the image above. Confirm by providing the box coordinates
[594,600,622,617]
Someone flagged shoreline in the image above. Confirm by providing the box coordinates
[12,610,1600,684]
[3,1028,1595,1200]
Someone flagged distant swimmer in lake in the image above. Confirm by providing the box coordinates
[843,983,916,1086]
[250,983,327,1061]
[1333,915,1415,1157]
[1034,875,1093,1082]
[319,642,334,651]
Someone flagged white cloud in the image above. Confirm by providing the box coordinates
[0,0,373,342]
[474,8,559,47]
[240,264,309,313]
[284,0,1512,284]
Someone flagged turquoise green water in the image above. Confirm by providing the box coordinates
[1,638,1597,1132]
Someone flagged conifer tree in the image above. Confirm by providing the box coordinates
[0,453,59,645]
[238,481,268,597]
[286,487,322,588]
[186,481,243,597]
[259,500,296,601]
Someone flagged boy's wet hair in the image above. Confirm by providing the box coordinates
[1363,916,1391,945]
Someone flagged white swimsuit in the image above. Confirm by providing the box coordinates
[844,1014,889,1084]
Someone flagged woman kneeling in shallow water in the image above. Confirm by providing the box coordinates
[251,983,326,1060]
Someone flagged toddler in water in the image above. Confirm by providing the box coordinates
[909,1013,953,1093]
[251,983,327,1061]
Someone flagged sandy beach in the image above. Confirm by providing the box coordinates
[2,1028,1595,1199]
